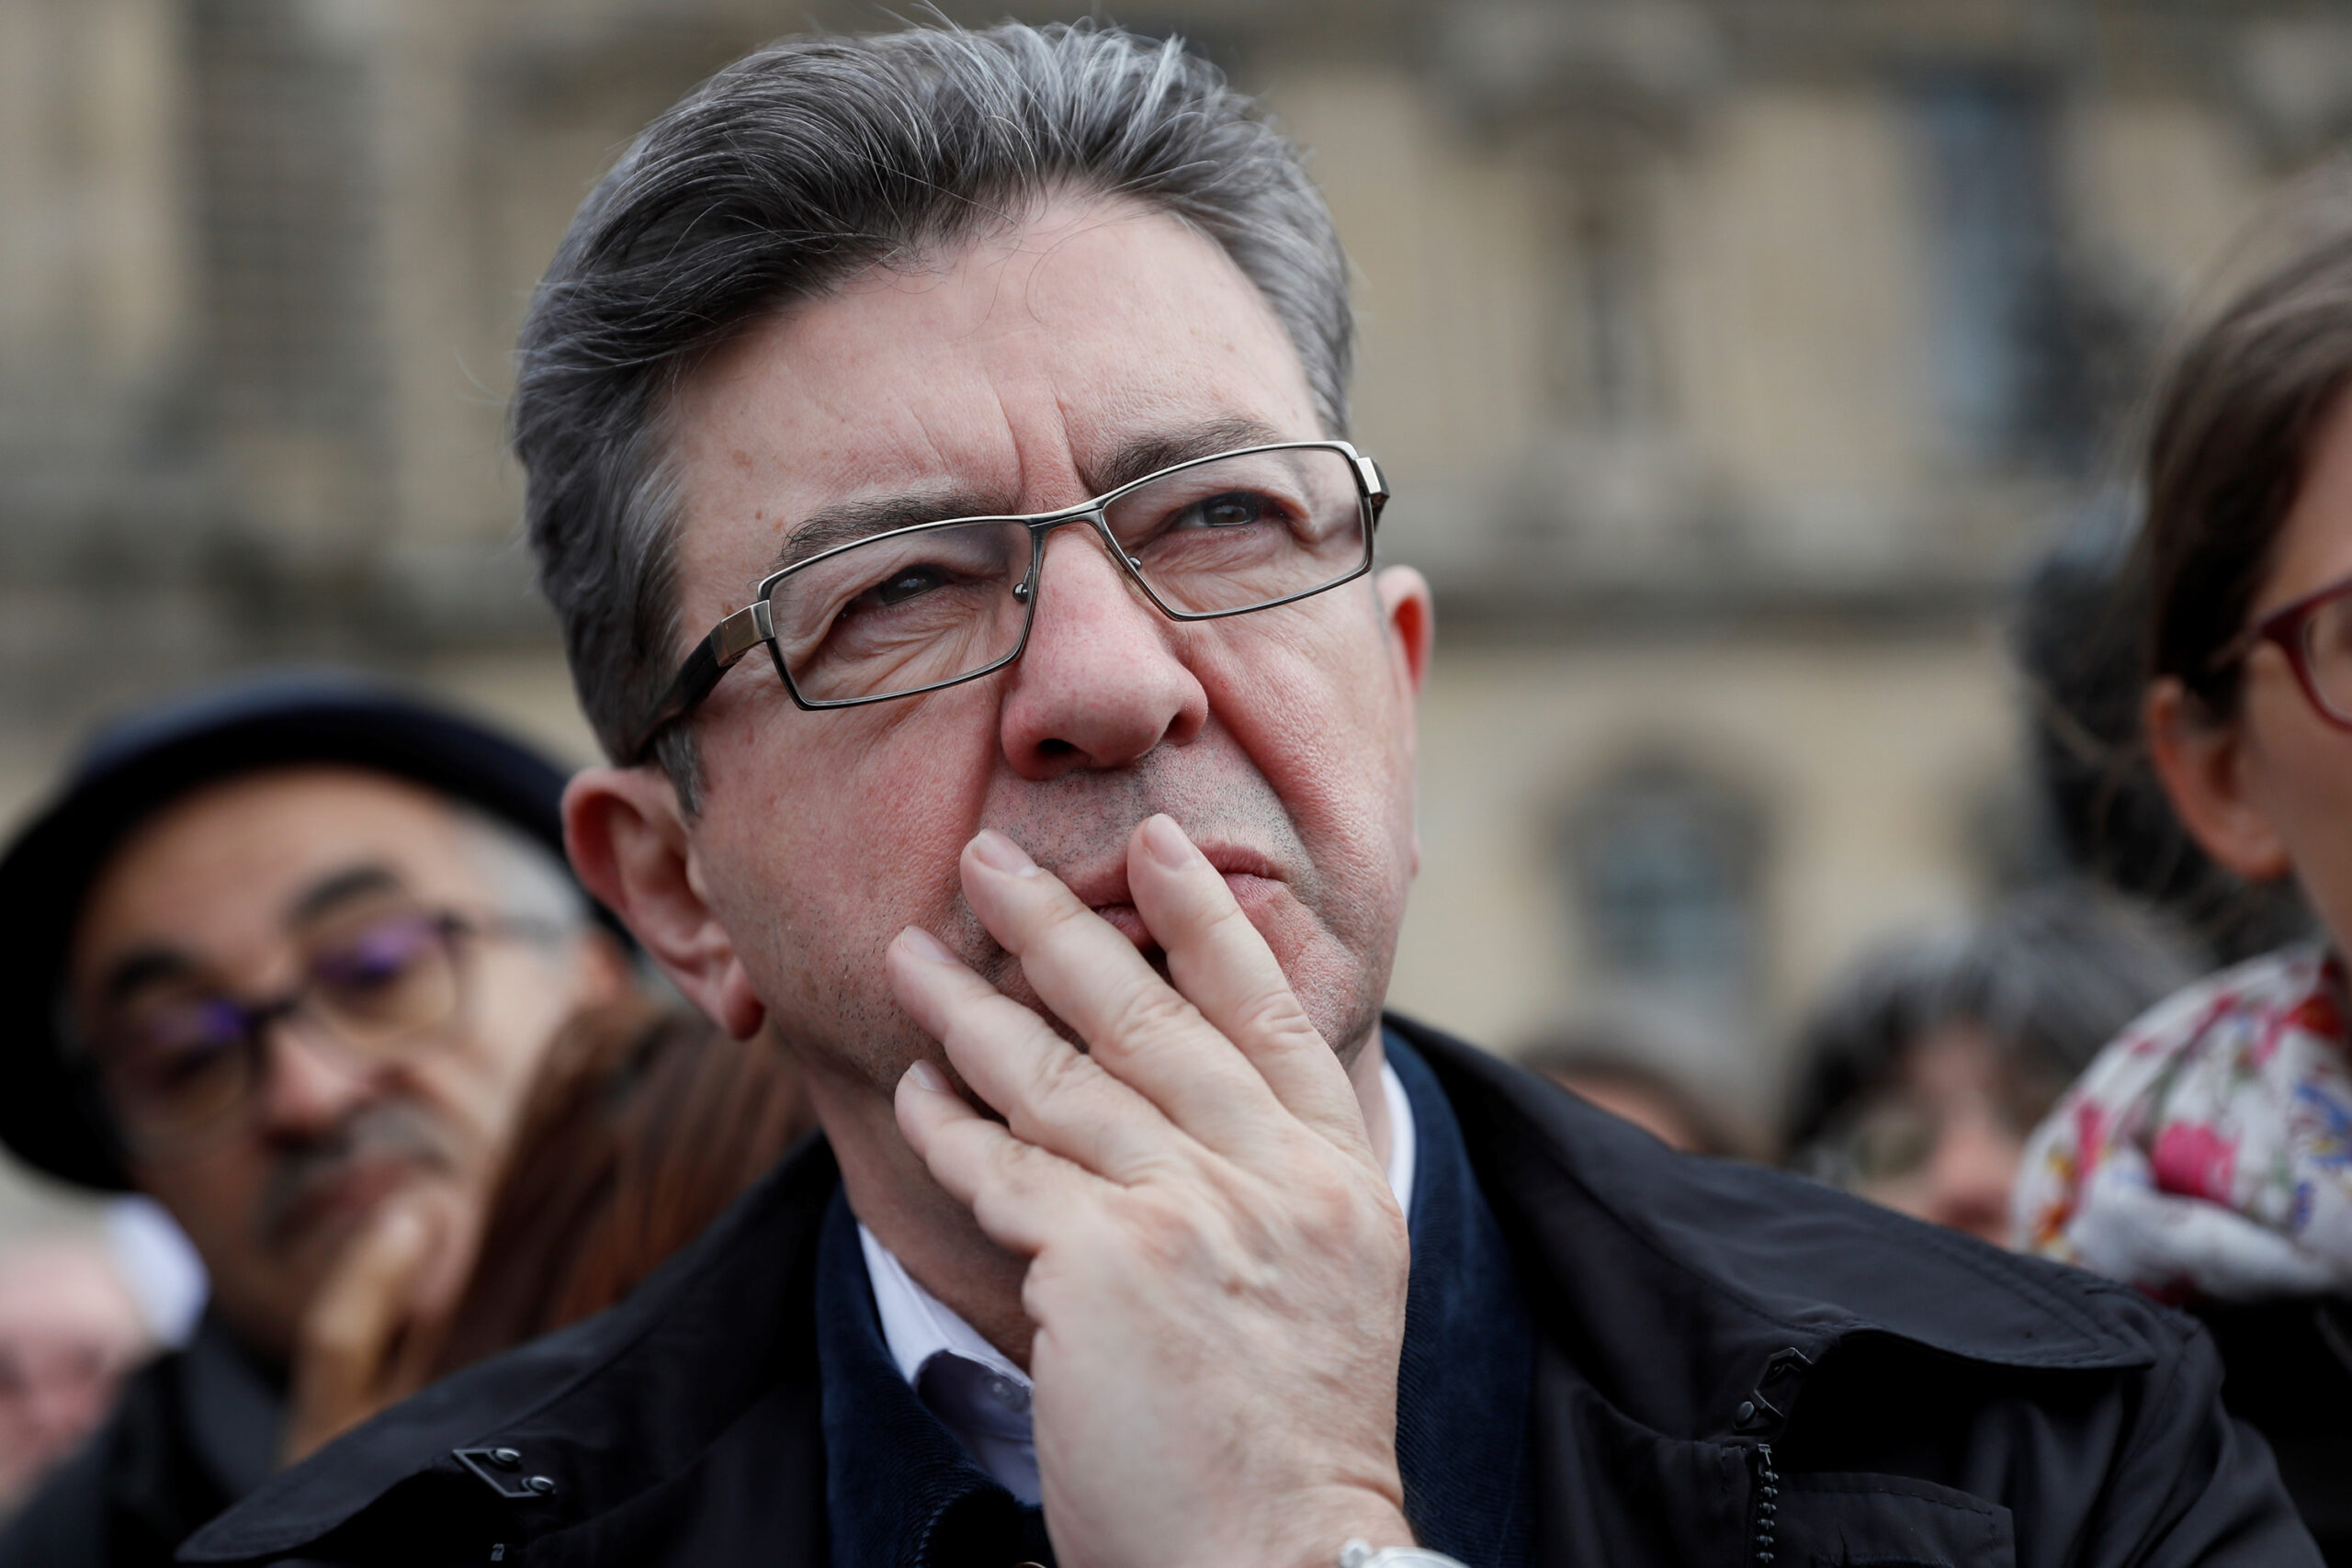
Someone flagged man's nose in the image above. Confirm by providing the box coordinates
[996,523,1208,780]
[1920,1113,2024,1247]
[249,1022,379,1141]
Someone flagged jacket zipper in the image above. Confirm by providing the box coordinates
[1736,1345,1810,1567]
[1749,1441,1779,1565]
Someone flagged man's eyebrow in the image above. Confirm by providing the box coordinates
[287,864,406,928]
[85,864,404,1016]
[96,948,198,1010]
[774,491,1015,572]
[766,415,1291,575]
[1088,416,1290,493]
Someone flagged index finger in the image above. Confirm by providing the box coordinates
[958,831,1294,1153]
[1124,815,1372,1156]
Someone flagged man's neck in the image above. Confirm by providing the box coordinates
[816,1029,1393,1371]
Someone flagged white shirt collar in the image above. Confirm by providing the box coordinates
[857,1059,1418,1505]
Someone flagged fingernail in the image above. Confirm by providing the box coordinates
[969,829,1039,876]
[1141,813,1198,870]
[899,926,961,964]
[904,1059,950,1095]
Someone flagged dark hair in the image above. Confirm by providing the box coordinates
[427,998,813,1375]
[2142,214,2352,717]
[1782,887,2196,1155]
[2013,496,2311,962]
[514,21,1351,803]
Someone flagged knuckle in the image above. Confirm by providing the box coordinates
[1102,982,1201,1056]
[1116,1186,1207,1269]
[1020,1037,1102,1111]
[305,1317,373,1362]
[1295,1169,1361,1234]
[1032,890,1098,943]
[1233,987,1325,1051]
[1276,1145,1396,1243]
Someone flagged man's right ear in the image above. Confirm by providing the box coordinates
[563,767,768,1040]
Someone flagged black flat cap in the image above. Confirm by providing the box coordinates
[0,670,598,1190]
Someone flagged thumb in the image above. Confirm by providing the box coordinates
[282,1199,432,1466]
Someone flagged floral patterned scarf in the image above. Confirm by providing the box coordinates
[2014,942,2352,1303]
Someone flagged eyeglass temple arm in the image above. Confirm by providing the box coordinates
[1355,453,1390,525]
[622,600,774,765]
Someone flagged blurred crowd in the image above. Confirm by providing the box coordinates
[6,52,2352,1568]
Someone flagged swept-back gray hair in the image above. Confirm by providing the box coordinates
[514,21,1354,801]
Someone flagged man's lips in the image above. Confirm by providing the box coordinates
[1059,846,1287,952]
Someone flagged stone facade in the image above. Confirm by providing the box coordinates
[1,0,2344,1172]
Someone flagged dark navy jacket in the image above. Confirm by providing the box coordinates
[177,1018,2318,1568]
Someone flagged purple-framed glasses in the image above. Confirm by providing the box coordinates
[2213,571,2352,732]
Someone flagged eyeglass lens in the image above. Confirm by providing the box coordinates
[92,909,465,1146]
[765,446,1369,705]
[1829,1073,2064,1186]
[2301,593,2352,722]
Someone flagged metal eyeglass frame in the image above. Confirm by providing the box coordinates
[2211,570,2352,733]
[78,908,568,1156]
[623,439,1390,764]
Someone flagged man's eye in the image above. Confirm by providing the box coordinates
[118,1003,244,1089]
[1847,1104,1938,1181]
[1174,491,1272,530]
[313,920,437,994]
[850,564,951,610]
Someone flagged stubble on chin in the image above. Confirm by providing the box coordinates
[836,775,1395,1093]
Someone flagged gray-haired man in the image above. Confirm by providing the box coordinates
[0,674,632,1568]
[187,23,2315,1568]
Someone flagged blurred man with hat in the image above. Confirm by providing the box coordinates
[0,673,629,1567]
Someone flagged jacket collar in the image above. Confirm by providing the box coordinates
[180,1132,842,1564]
[1389,1013,2153,1442]
[816,1188,1053,1568]
[1385,1031,1534,1565]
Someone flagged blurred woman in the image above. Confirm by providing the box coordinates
[1786,888,2193,1245]
[2013,205,2352,1562]
[279,999,811,1461]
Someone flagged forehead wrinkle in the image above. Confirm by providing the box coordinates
[767,383,1035,575]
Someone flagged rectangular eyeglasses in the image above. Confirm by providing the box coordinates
[624,440,1389,763]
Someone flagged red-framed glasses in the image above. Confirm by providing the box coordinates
[2213,571,2352,733]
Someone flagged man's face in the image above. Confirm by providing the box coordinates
[662,201,1428,1094]
[1838,1025,2060,1247]
[69,766,607,1360]
[0,1239,149,1509]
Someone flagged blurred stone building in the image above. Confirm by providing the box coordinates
[3,0,2346,1153]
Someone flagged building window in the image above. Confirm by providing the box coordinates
[1547,146,1664,429]
[1915,71,2058,463]
[1564,761,1763,1018]
[1911,70,2139,476]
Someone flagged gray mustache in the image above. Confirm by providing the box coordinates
[257,1106,452,1251]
